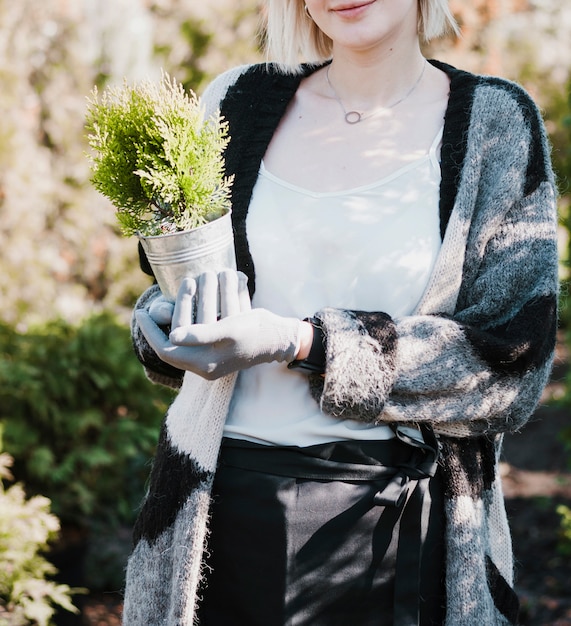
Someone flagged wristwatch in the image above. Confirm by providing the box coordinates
[287,317,326,374]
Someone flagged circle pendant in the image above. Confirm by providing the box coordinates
[345,110,362,124]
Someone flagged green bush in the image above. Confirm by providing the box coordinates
[0,312,174,528]
[556,504,571,556]
[0,442,79,626]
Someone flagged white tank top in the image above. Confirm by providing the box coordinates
[224,127,443,446]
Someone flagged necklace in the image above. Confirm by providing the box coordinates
[325,60,427,125]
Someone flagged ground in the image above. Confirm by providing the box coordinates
[501,336,571,626]
[79,341,571,626]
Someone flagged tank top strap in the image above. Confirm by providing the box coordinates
[428,125,444,169]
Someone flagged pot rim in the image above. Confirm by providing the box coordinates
[136,208,232,242]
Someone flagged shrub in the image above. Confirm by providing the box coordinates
[556,504,571,557]
[0,442,79,626]
[0,312,175,528]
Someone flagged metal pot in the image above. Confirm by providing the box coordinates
[137,210,236,301]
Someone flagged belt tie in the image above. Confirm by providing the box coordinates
[373,424,440,626]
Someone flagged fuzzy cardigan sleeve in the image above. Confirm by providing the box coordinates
[310,78,558,438]
[131,284,184,389]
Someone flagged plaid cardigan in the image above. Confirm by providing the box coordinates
[123,61,558,625]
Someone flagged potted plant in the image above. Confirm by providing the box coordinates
[85,72,235,300]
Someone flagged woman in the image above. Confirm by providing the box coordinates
[123,1,558,624]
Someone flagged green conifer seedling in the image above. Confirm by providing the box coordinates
[85,72,233,237]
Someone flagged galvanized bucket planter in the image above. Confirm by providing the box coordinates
[137,209,236,301]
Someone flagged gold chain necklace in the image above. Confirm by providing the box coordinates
[325,60,427,125]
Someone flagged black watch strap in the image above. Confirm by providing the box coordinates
[287,317,326,374]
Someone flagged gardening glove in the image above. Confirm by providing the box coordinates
[148,294,175,326]
[135,270,303,380]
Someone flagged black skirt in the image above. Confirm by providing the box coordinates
[197,431,445,626]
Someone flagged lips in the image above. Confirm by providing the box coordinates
[332,0,376,13]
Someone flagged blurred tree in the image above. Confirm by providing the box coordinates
[0,0,154,326]
[0,0,262,327]
[0,0,569,327]
[149,1,263,93]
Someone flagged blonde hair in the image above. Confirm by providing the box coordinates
[265,0,459,72]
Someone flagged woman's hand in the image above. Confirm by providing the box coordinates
[135,270,304,380]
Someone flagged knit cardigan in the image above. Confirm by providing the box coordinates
[123,61,558,626]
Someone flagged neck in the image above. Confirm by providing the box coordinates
[327,44,426,112]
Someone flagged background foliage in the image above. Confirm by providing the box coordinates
[0,0,263,327]
[0,314,175,527]
[0,0,569,327]
[0,446,79,625]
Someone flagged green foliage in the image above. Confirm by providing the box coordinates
[544,79,571,285]
[154,17,213,94]
[85,72,233,237]
[559,419,571,464]
[0,313,174,528]
[556,503,571,556]
[0,444,80,626]
[551,88,571,195]
[179,18,213,92]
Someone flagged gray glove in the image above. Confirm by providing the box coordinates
[135,270,302,380]
[148,294,175,326]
